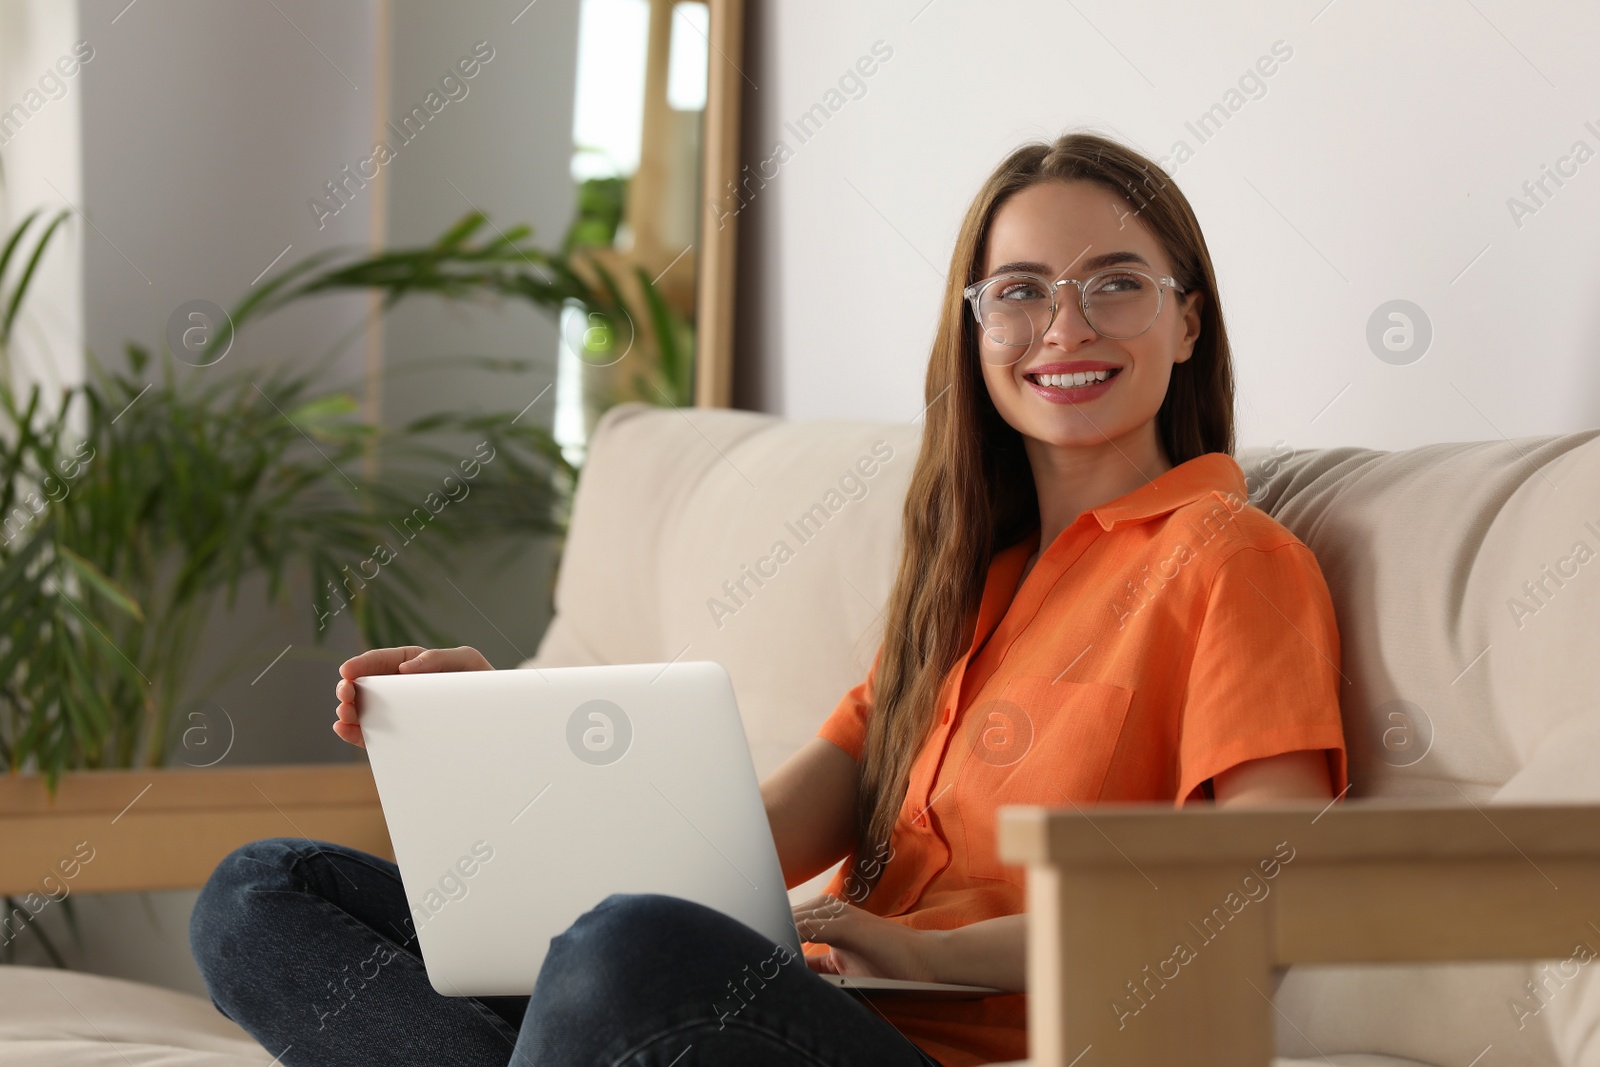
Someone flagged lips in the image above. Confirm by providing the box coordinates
[1021,364,1122,404]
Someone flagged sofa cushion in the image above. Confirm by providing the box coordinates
[0,965,1447,1067]
[0,964,268,1065]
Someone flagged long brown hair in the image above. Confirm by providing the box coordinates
[850,131,1236,898]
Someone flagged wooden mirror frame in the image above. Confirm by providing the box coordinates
[694,0,744,408]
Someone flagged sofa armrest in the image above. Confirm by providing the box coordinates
[997,800,1600,1067]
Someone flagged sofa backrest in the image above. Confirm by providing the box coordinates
[524,402,922,780]
[529,401,1600,806]
[1235,432,1600,805]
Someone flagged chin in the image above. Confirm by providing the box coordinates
[1014,407,1137,450]
[1030,427,1130,451]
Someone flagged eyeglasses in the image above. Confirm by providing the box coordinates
[963,266,1185,365]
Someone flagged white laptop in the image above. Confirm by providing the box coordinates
[356,660,1001,999]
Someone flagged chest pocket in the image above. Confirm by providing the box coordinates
[948,676,1134,883]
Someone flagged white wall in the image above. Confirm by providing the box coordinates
[75,0,379,386]
[378,0,578,668]
[0,0,86,402]
[734,1,1600,451]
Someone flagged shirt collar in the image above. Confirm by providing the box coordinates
[1084,452,1247,531]
[996,452,1247,591]
[967,453,1245,661]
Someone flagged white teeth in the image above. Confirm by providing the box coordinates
[1032,369,1113,388]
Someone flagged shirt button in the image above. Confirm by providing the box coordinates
[941,705,951,723]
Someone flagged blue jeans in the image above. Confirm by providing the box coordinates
[190,837,947,1066]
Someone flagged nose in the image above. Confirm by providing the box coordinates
[1040,281,1097,351]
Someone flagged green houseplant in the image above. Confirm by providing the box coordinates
[2,206,693,782]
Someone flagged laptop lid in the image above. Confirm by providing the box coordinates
[357,660,802,996]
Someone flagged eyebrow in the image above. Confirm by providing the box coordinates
[987,250,1151,276]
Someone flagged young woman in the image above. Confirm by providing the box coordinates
[191,131,1347,1067]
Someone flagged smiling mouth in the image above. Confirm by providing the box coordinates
[1023,368,1121,388]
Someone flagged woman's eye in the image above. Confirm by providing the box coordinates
[998,281,1046,301]
[1093,272,1147,294]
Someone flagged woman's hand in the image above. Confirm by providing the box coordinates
[333,645,493,748]
[795,896,1029,991]
[791,893,938,982]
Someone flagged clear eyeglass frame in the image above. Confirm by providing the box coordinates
[962,266,1186,350]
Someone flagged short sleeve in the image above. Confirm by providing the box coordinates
[815,643,884,762]
[1177,543,1349,805]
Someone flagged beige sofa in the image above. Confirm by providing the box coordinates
[3,401,1598,1066]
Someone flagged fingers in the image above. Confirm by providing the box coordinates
[392,646,493,674]
[334,646,492,749]
[339,646,427,681]
[333,682,364,748]
[339,645,492,681]
[331,719,364,749]
[792,894,849,941]
[791,893,848,919]
[805,949,841,974]
[335,680,359,723]
[334,647,424,749]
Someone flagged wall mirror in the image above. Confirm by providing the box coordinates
[544,0,744,456]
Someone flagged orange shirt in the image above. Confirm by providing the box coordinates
[808,451,1348,1067]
